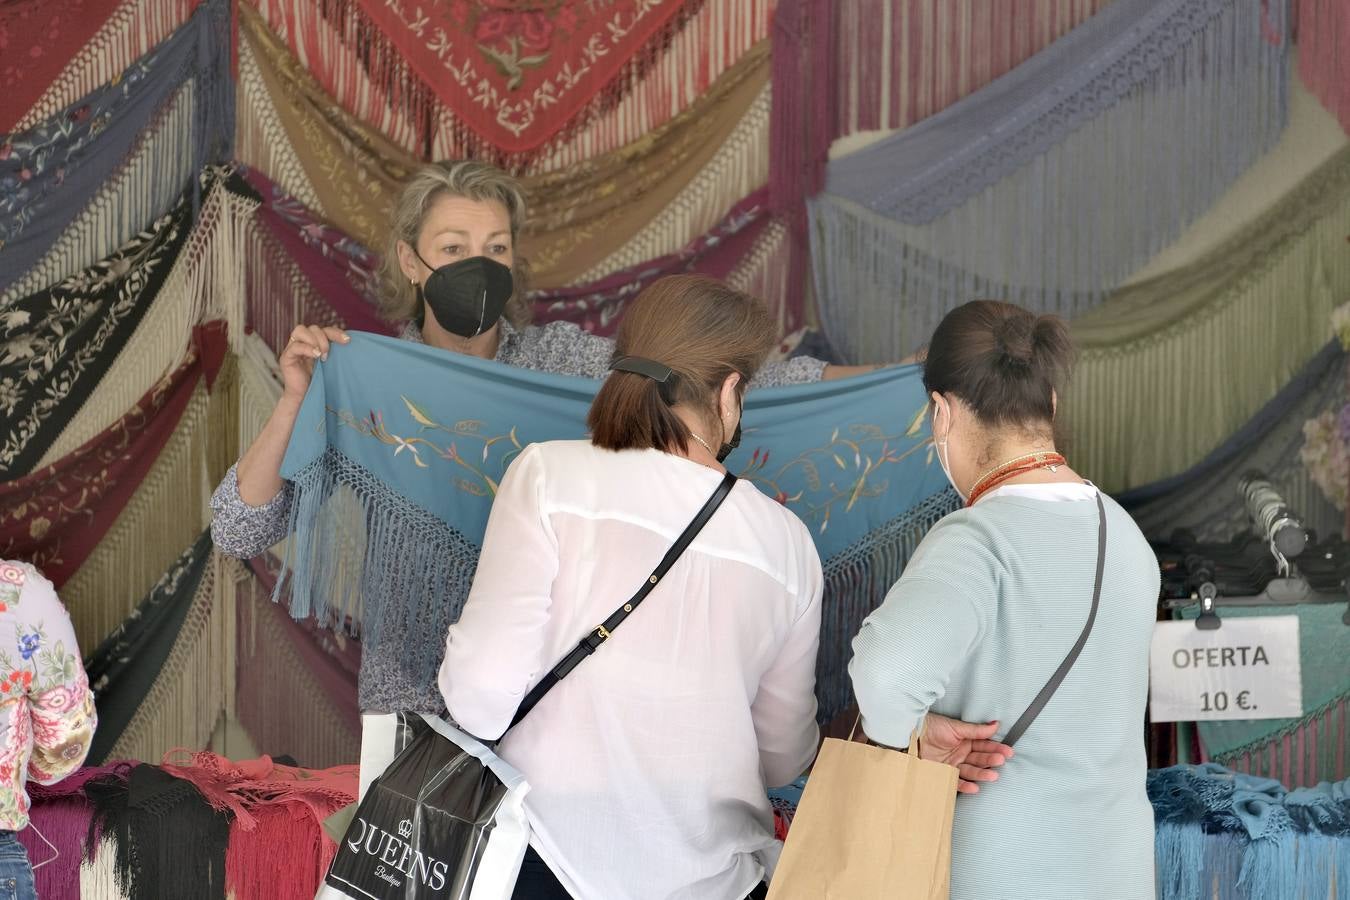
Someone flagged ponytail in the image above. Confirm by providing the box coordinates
[587,275,773,454]
[589,367,694,453]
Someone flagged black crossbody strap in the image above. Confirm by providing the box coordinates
[1001,492,1108,748]
[508,471,738,730]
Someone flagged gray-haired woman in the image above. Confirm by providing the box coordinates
[210,160,876,795]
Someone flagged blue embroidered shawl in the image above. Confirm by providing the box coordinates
[276,333,957,721]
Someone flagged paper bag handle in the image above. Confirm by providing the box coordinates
[849,713,924,759]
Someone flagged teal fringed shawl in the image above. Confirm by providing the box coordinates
[1149,763,1350,900]
[275,333,957,722]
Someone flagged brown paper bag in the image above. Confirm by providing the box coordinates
[767,735,958,899]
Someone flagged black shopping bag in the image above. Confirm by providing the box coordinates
[319,714,531,900]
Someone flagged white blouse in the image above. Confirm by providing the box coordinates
[440,441,823,900]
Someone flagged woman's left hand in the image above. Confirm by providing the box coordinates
[919,714,1014,794]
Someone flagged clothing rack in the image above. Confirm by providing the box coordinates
[1153,472,1350,628]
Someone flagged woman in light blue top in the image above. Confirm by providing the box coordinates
[850,301,1158,900]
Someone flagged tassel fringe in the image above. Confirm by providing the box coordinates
[9,0,199,133]
[234,32,326,215]
[1214,695,1350,788]
[60,383,215,651]
[248,0,773,170]
[814,0,1290,362]
[1,83,199,303]
[815,489,961,722]
[576,82,771,283]
[36,171,257,466]
[106,552,238,763]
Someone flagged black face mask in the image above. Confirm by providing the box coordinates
[414,251,514,338]
[715,421,742,463]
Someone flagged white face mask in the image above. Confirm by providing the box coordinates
[933,398,966,502]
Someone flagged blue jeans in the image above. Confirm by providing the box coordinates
[0,832,36,900]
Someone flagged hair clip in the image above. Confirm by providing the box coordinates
[611,356,678,404]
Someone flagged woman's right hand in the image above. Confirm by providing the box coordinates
[280,325,351,404]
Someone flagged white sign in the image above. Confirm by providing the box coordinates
[1149,616,1303,723]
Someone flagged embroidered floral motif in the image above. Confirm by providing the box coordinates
[333,403,524,498]
[0,201,190,476]
[738,403,936,534]
[354,0,691,148]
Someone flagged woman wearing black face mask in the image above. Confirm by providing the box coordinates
[208,160,874,798]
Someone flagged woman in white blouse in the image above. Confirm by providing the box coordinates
[440,277,1014,898]
[439,276,820,900]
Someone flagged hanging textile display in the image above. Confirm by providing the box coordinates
[247,0,772,173]
[1,168,254,479]
[562,73,768,289]
[157,751,357,900]
[1119,342,1345,542]
[235,5,777,302]
[532,190,781,335]
[85,532,236,767]
[811,0,1289,362]
[253,0,702,157]
[1063,91,1350,492]
[85,763,232,899]
[241,168,392,354]
[2,83,199,303]
[243,190,369,355]
[235,21,325,217]
[18,763,135,900]
[774,0,1114,216]
[245,169,380,306]
[85,532,211,762]
[237,332,284,455]
[1148,764,1350,900]
[0,0,127,131]
[771,0,1113,339]
[273,334,955,722]
[0,202,192,477]
[237,565,361,771]
[56,333,235,651]
[1185,602,1349,789]
[831,0,1113,138]
[34,170,257,469]
[0,348,207,589]
[0,0,232,292]
[1,0,200,134]
[1297,0,1350,134]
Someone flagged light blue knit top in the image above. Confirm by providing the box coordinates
[850,485,1158,900]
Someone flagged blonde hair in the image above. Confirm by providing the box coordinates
[377,160,532,327]
[589,275,774,453]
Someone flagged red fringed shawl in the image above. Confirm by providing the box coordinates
[298,0,701,153]
[0,326,226,586]
[0,0,124,131]
[159,750,358,900]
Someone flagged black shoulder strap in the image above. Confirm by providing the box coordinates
[508,471,738,730]
[1001,492,1108,748]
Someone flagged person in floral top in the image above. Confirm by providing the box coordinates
[0,560,97,899]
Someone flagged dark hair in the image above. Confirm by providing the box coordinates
[922,300,1076,428]
[589,275,774,453]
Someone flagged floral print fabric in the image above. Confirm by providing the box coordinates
[0,561,95,830]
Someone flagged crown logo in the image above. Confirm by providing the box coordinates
[398,819,413,839]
